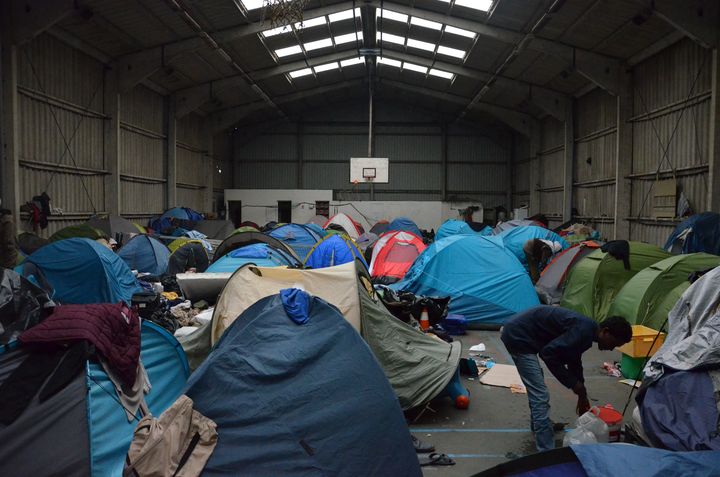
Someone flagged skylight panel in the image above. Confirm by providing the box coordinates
[295,16,327,29]
[275,45,303,57]
[455,0,493,11]
[410,17,442,30]
[314,62,340,73]
[377,32,405,45]
[241,0,271,10]
[262,25,292,37]
[407,38,436,52]
[289,68,312,78]
[403,62,428,74]
[335,32,363,44]
[328,8,360,23]
[444,25,476,39]
[378,57,402,68]
[429,68,454,79]
[377,9,408,23]
[437,45,466,59]
[304,38,333,51]
[340,57,365,67]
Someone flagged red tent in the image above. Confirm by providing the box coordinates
[369,231,427,285]
[323,213,365,239]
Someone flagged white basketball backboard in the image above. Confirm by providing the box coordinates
[350,157,389,183]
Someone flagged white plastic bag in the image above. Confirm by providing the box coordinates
[563,407,609,446]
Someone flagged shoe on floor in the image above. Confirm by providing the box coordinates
[411,434,435,453]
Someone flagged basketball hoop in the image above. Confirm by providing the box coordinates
[362,167,377,183]
[263,0,310,28]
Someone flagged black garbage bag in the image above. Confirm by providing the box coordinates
[376,286,450,326]
[0,268,54,344]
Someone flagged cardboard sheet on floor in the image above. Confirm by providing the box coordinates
[479,364,524,389]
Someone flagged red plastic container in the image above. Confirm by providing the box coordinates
[597,405,623,442]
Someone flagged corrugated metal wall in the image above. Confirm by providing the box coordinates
[176,113,209,212]
[12,33,213,235]
[574,87,617,239]
[231,102,512,208]
[512,137,531,210]
[120,85,166,221]
[538,116,565,228]
[17,34,106,236]
[629,39,712,244]
[521,38,714,246]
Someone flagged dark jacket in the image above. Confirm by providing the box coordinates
[20,303,140,386]
[501,306,598,389]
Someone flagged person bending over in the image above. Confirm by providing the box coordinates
[501,305,632,452]
[523,239,562,283]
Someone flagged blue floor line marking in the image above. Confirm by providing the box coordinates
[446,454,518,459]
[411,428,531,433]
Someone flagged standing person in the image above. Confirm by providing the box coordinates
[501,306,632,452]
[523,239,562,283]
[0,207,18,268]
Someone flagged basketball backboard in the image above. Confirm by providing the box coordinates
[350,157,389,183]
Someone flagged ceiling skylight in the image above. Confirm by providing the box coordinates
[340,57,366,67]
[289,68,312,78]
[437,45,466,59]
[429,68,454,79]
[377,9,408,23]
[295,16,327,29]
[304,38,333,51]
[444,25,477,39]
[455,0,493,11]
[262,25,292,37]
[328,8,361,23]
[241,0,275,10]
[275,45,303,57]
[378,57,402,68]
[314,62,340,73]
[377,32,406,45]
[407,38,436,52]
[410,17,442,30]
[335,32,363,45]
[403,62,428,74]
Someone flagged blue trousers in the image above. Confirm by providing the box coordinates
[510,352,555,452]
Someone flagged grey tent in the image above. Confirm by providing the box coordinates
[182,261,461,409]
[193,220,235,240]
[306,215,328,226]
[212,231,300,263]
[87,214,141,244]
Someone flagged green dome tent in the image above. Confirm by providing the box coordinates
[607,253,720,330]
[560,242,670,321]
[49,223,107,242]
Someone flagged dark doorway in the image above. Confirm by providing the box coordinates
[228,201,242,227]
[315,201,330,218]
[278,201,292,223]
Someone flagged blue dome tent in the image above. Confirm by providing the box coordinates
[118,235,171,275]
[0,321,189,477]
[304,234,368,269]
[391,235,539,325]
[497,225,569,267]
[206,243,299,273]
[15,238,140,305]
[435,220,492,241]
[304,222,327,238]
[148,207,204,233]
[665,212,720,255]
[185,291,421,477]
[266,223,323,260]
[387,217,422,237]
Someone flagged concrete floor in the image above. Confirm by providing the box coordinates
[409,329,636,477]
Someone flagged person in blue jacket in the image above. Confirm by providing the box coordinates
[501,306,632,452]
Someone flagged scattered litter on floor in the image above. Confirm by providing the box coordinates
[510,384,527,394]
[619,379,642,388]
[469,343,486,353]
[603,361,622,377]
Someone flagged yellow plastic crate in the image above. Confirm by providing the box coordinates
[617,325,665,358]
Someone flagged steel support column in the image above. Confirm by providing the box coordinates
[166,96,177,209]
[103,68,121,215]
[1,44,20,219]
[614,68,633,239]
[563,100,575,222]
